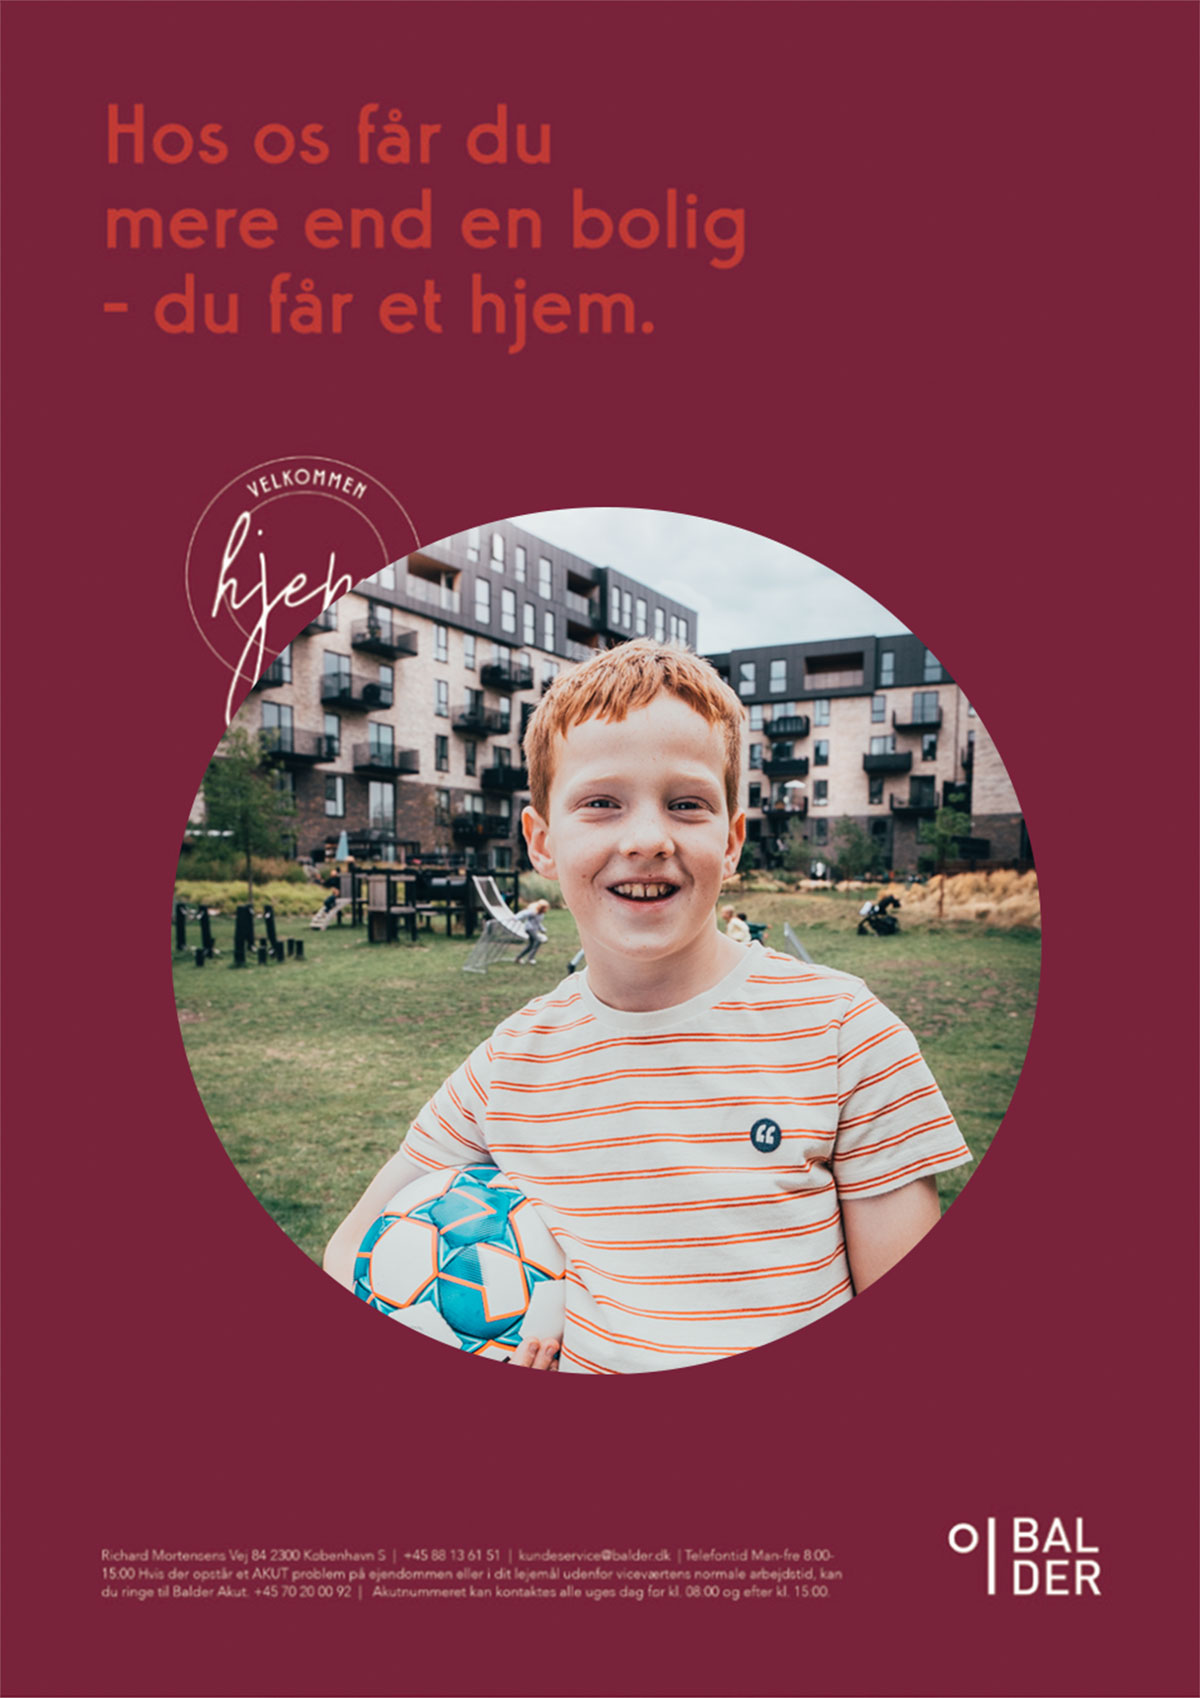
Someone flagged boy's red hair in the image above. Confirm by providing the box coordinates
[522,638,745,818]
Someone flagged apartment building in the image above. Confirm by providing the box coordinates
[706,634,1028,873]
[229,519,697,867]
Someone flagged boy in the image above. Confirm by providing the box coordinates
[325,640,971,1373]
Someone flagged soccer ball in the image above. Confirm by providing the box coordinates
[353,1165,566,1360]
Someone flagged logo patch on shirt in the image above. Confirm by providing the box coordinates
[749,1118,782,1152]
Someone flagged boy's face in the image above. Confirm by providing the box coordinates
[522,696,745,1000]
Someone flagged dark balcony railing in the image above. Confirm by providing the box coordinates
[452,813,511,841]
[890,787,939,816]
[764,715,811,739]
[863,751,912,774]
[350,618,419,659]
[481,660,535,693]
[893,707,943,732]
[481,765,529,792]
[320,673,394,711]
[762,755,810,779]
[765,798,809,826]
[252,660,291,690]
[452,705,507,737]
[352,743,420,775]
[301,607,338,635]
[260,728,337,764]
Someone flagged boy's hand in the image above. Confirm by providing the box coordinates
[510,1336,561,1371]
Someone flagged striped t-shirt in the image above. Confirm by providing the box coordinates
[401,943,971,1374]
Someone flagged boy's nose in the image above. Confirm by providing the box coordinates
[618,807,675,859]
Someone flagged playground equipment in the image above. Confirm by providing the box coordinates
[462,877,532,974]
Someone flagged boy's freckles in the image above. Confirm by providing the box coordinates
[523,696,746,1007]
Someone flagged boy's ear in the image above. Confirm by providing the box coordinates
[724,808,747,878]
[522,806,558,880]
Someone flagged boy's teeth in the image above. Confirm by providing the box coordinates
[613,882,673,900]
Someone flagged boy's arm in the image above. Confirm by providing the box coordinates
[323,1146,428,1291]
[841,1176,941,1294]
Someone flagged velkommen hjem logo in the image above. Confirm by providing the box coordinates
[948,1517,1101,1597]
[184,457,419,722]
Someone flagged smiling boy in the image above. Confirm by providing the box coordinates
[325,640,971,1372]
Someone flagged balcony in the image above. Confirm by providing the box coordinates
[453,704,508,737]
[481,659,535,693]
[251,659,291,691]
[481,765,529,793]
[320,673,394,711]
[260,727,336,765]
[893,707,943,732]
[452,813,512,842]
[863,751,912,775]
[765,799,808,828]
[352,743,420,776]
[350,618,419,660]
[890,787,939,817]
[764,715,810,739]
[402,572,460,615]
[762,755,809,779]
[565,590,595,620]
[564,638,597,663]
[300,607,338,635]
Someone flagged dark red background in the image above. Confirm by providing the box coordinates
[2,5,1196,1695]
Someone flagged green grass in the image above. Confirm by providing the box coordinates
[173,893,1040,1262]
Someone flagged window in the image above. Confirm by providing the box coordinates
[464,740,476,777]
[870,734,896,754]
[911,775,937,806]
[490,532,505,570]
[368,780,395,830]
[433,788,452,825]
[272,769,295,803]
[814,740,829,765]
[543,610,555,651]
[922,733,938,762]
[769,658,787,694]
[870,817,888,841]
[466,687,483,715]
[678,618,688,646]
[261,700,293,753]
[923,648,943,682]
[542,662,559,688]
[434,624,448,663]
[435,679,448,717]
[466,529,480,561]
[379,664,394,700]
[748,782,761,809]
[435,735,449,772]
[463,633,476,669]
[523,603,535,644]
[749,743,762,769]
[813,780,828,806]
[814,818,828,844]
[323,650,349,686]
[494,744,512,769]
[609,585,621,624]
[369,722,394,759]
[967,701,976,717]
[738,661,756,697]
[620,590,632,629]
[868,775,883,805]
[366,562,396,591]
[654,607,665,642]
[913,690,939,723]
[514,545,526,583]
[492,846,512,871]
[879,650,895,686]
[323,712,340,758]
[773,742,793,762]
[636,597,647,636]
[539,556,552,598]
[324,774,345,817]
[474,578,491,622]
[501,587,516,635]
[813,698,830,725]
[269,643,293,685]
[871,694,886,723]
[749,703,763,731]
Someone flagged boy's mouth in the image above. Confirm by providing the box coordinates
[609,881,679,902]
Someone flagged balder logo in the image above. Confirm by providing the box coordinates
[184,457,419,723]
[749,1118,782,1152]
[949,1517,1101,1597]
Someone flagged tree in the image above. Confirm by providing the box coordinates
[200,727,296,908]
[918,805,971,917]
[831,818,886,882]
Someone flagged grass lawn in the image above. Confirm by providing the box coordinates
[173,891,1040,1264]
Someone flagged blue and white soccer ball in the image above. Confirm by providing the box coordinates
[353,1165,566,1360]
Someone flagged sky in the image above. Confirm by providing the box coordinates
[506,507,910,654]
